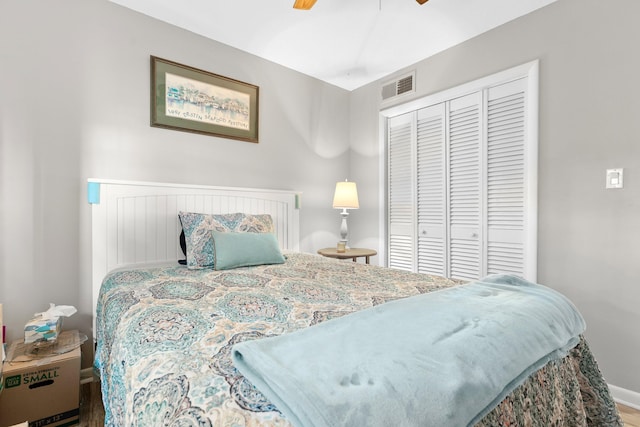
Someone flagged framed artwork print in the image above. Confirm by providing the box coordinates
[151,56,259,143]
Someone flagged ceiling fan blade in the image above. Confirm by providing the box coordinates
[293,0,317,9]
[416,0,429,4]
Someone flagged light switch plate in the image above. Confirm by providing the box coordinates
[606,168,624,189]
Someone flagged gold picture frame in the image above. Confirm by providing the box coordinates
[151,56,259,143]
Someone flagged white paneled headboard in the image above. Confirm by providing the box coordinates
[88,179,301,335]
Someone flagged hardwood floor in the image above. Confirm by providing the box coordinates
[79,381,104,427]
[79,380,640,426]
[619,403,640,427]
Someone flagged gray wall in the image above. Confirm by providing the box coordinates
[351,0,639,393]
[0,0,351,357]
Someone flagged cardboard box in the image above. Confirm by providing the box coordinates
[0,331,80,427]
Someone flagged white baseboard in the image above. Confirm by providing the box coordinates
[80,367,98,385]
[609,384,640,410]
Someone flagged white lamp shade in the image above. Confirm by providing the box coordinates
[332,181,359,209]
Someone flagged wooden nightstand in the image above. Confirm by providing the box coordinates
[317,247,377,264]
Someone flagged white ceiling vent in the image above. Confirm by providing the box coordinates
[381,71,415,102]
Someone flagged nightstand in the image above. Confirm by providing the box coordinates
[317,247,377,264]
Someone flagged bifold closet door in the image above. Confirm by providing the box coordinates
[387,112,415,271]
[446,92,482,281]
[387,73,534,281]
[485,78,528,277]
[416,104,446,276]
[415,92,482,281]
[387,93,483,279]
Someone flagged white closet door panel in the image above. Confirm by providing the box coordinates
[486,78,526,277]
[388,112,415,271]
[389,235,414,271]
[450,226,479,240]
[385,63,537,280]
[448,93,481,280]
[488,228,522,243]
[487,242,524,275]
[416,104,446,276]
[450,241,481,279]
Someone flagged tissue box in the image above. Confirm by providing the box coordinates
[24,316,62,344]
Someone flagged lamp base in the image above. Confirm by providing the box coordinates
[337,241,346,253]
[339,209,349,248]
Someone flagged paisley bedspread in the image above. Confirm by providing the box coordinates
[94,252,621,427]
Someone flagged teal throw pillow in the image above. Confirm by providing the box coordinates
[212,231,285,270]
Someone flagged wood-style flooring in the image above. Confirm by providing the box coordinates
[79,381,640,426]
[79,381,104,427]
[620,402,640,427]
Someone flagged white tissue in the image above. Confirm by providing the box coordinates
[35,303,77,320]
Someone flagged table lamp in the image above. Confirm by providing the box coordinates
[332,180,359,251]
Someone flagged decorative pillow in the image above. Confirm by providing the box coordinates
[236,214,275,234]
[179,212,245,269]
[212,231,285,270]
[178,212,275,269]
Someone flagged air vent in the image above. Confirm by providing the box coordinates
[381,72,416,102]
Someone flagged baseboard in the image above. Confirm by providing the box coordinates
[609,384,640,410]
[80,367,98,385]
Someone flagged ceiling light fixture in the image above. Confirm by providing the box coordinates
[293,0,317,10]
[294,0,427,10]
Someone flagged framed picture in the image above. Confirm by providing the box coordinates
[151,56,259,143]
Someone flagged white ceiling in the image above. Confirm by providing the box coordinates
[110,0,557,91]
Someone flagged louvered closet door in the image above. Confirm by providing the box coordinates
[486,78,527,276]
[447,92,482,280]
[386,63,537,280]
[416,104,446,276]
[387,112,415,271]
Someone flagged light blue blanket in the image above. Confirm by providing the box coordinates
[232,274,586,427]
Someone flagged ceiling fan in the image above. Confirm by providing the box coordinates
[293,0,428,10]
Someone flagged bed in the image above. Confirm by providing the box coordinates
[90,180,622,427]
